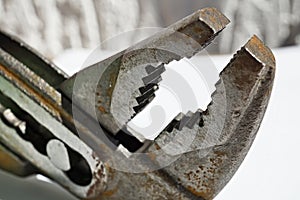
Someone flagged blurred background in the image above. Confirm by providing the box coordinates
[0,0,299,199]
[1,0,299,58]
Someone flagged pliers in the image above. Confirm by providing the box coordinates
[0,7,275,200]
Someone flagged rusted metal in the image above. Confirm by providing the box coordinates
[89,35,275,200]
[0,7,276,200]
[0,33,108,198]
[60,7,230,135]
[0,75,108,198]
[0,30,68,87]
[0,142,36,177]
[155,35,275,199]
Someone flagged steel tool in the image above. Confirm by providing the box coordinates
[0,8,275,200]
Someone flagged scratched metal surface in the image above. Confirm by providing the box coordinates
[0,7,276,200]
[91,36,275,200]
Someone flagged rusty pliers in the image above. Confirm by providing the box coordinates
[0,8,275,200]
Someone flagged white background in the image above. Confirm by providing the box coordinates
[214,46,300,199]
[0,46,299,199]
[54,45,300,199]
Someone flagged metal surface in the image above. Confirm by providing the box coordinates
[152,36,275,199]
[91,35,275,200]
[0,69,107,198]
[60,7,230,135]
[0,30,108,198]
[126,59,216,142]
[0,142,36,177]
[0,7,275,200]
